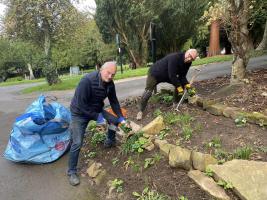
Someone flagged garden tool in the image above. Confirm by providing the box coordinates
[175,68,202,112]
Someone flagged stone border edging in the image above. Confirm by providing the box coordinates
[188,96,267,126]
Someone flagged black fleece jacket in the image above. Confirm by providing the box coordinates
[70,71,123,120]
[150,52,192,88]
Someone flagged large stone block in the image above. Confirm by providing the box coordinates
[188,170,230,200]
[223,107,240,118]
[141,115,165,135]
[208,160,267,200]
[192,151,218,172]
[169,146,192,170]
[206,104,227,116]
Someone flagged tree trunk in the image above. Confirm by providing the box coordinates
[27,63,35,80]
[256,20,267,50]
[208,20,221,57]
[43,20,60,86]
[225,0,251,84]
[231,55,246,84]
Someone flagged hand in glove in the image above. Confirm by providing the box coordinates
[185,84,196,97]
[117,116,132,131]
[177,86,184,96]
[96,113,106,125]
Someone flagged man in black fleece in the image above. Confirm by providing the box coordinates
[136,49,198,120]
[67,61,126,186]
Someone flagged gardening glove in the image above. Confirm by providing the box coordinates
[117,116,131,129]
[96,113,106,125]
[185,84,196,97]
[177,86,184,96]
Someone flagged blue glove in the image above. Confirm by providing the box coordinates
[96,113,106,125]
[117,116,126,124]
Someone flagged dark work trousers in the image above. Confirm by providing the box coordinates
[139,72,158,112]
[139,72,179,112]
[67,110,119,175]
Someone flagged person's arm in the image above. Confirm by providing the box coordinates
[107,83,123,118]
[76,79,99,120]
[178,63,191,88]
[168,59,182,88]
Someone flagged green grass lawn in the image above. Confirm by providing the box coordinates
[2,50,267,93]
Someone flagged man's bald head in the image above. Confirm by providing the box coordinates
[100,61,117,82]
[184,49,198,63]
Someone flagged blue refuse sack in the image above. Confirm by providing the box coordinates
[3,95,71,164]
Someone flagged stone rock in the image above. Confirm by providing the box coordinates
[129,120,141,132]
[208,160,267,200]
[154,139,168,147]
[188,95,201,105]
[243,112,267,126]
[87,162,103,178]
[196,96,205,107]
[154,139,175,157]
[145,143,155,151]
[261,92,267,97]
[169,146,192,170]
[223,107,240,118]
[94,169,107,185]
[141,116,165,135]
[206,104,227,116]
[188,170,230,200]
[202,99,216,110]
[192,151,218,172]
[161,143,175,157]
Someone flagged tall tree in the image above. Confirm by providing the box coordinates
[156,0,207,56]
[95,0,161,67]
[2,0,79,85]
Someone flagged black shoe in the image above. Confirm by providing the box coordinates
[68,173,80,186]
[103,139,116,148]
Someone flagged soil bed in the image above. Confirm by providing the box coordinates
[80,68,266,200]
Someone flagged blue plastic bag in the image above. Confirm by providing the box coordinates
[3,95,71,164]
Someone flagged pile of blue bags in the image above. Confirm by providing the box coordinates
[3,95,71,164]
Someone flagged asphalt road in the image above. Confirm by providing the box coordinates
[0,55,266,200]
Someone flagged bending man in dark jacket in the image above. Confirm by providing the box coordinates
[68,61,126,186]
[136,49,198,120]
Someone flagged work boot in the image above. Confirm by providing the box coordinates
[136,111,143,120]
[104,129,116,148]
[68,173,80,186]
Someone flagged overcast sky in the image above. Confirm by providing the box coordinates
[0,0,96,17]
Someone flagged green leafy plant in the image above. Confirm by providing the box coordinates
[132,137,149,153]
[149,94,161,103]
[120,123,132,134]
[153,109,163,117]
[87,121,97,132]
[233,146,252,160]
[204,168,214,177]
[122,132,144,154]
[206,137,222,149]
[164,112,180,125]
[87,151,97,158]
[235,116,247,127]
[111,178,124,193]
[123,156,135,170]
[178,196,188,200]
[144,158,155,169]
[144,154,162,169]
[132,187,171,200]
[158,128,170,140]
[91,132,106,147]
[162,95,173,103]
[178,113,194,125]
[182,126,193,140]
[214,149,232,163]
[112,157,119,166]
[217,180,233,190]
